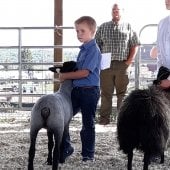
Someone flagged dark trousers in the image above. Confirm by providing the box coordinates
[100,60,129,121]
[63,86,100,158]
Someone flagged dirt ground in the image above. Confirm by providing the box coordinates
[0,111,170,170]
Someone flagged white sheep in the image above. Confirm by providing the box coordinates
[28,61,77,170]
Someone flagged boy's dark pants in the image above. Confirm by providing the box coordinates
[63,86,100,159]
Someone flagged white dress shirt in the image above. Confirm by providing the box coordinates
[157,16,170,69]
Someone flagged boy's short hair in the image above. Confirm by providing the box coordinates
[74,16,97,32]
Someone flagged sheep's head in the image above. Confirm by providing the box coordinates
[49,61,77,73]
[153,66,170,85]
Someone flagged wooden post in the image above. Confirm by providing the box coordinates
[54,0,63,91]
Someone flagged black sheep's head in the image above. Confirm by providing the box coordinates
[153,66,170,85]
[49,61,77,73]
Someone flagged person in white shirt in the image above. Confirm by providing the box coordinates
[153,0,170,89]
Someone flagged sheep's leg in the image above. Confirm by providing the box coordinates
[59,136,65,163]
[59,125,70,163]
[28,129,39,170]
[160,151,164,164]
[52,131,62,170]
[46,130,54,165]
[143,152,150,170]
[127,151,133,170]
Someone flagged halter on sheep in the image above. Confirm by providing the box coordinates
[28,61,77,170]
[117,66,170,170]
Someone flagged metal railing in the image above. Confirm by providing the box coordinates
[135,24,158,89]
[0,25,157,111]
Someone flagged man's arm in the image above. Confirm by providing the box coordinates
[125,45,139,65]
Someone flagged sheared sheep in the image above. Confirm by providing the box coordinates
[117,66,170,170]
[28,61,77,170]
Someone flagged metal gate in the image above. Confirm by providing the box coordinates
[0,24,158,112]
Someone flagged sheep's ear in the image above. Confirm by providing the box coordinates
[157,66,170,80]
[153,66,170,85]
[49,66,62,73]
[49,61,77,73]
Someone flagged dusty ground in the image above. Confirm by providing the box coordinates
[0,111,170,170]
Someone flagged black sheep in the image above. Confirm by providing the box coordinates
[117,66,170,170]
[28,61,77,170]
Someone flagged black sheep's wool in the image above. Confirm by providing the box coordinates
[117,66,170,170]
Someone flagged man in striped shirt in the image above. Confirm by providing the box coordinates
[95,3,140,125]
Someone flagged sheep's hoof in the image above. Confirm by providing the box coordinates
[49,66,58,73]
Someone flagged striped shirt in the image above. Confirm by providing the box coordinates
[95,20,140,61]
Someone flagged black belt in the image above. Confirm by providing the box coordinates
[74,86,98,89]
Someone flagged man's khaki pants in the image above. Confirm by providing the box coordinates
[99,60,129,123]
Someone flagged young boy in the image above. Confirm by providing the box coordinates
[59,16,101,162]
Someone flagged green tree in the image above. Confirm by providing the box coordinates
[21,48,34,79]
[21,48,33,70]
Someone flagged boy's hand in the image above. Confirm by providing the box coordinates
[59,73,65,83]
